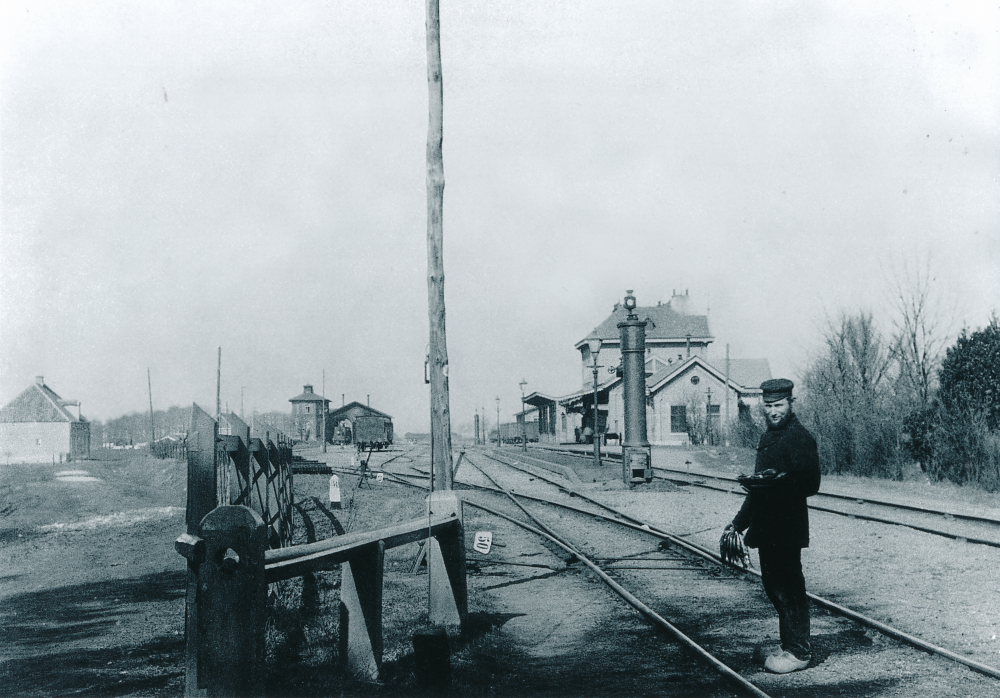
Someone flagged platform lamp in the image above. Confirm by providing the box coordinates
[587,337,603,469]
[519,379,528,452]
[495,396,501,448]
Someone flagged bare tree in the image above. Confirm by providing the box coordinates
[886,257,953,409]
[800,311,901,476]
[808,311,892,408]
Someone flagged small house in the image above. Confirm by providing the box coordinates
[0,376,90,463]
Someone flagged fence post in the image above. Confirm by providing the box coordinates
[427,491,467,627]
[339,540,385,680]
[198,505,267,698]
[181,404,218,697]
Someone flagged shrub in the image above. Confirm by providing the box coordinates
[929,408,1000,491]
[730,400,763,448]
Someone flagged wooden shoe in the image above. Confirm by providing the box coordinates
[752,643,782,665]
[764,650,810,674]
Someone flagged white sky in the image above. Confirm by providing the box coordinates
[1,1,998,434]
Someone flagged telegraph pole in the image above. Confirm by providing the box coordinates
[216,347,222,423]
[425,0,453,490]
[147,368,155,443]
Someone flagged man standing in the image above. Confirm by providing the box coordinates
[726,378,820,674]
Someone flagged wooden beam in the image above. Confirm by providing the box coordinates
[264,514,458,582]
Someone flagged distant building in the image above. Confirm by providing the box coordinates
[288,385,330,442]
[325,401,392,445]
[575,290,714,388]
[0,376,90,463]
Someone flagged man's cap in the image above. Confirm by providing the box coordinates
[761,378,794,402]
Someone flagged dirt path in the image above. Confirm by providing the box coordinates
[1,455,187,697]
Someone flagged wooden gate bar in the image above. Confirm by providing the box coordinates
[264,513,458,583]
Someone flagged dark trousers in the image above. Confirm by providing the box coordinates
[758,545,811,660]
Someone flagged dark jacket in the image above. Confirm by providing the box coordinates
[732,413,820,548]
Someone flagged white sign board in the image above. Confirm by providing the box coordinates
[473,531,493,554]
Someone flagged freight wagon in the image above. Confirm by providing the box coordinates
[354,415,393,451]
[498,421,539,445]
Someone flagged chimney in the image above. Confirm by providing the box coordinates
[36,376,44,386]
[671,290,691,316]
[304,385,314,394]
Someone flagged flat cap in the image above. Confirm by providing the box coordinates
[761,378,794,402]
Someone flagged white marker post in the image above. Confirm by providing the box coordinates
[473,531,493,555]
[329,475,341,510]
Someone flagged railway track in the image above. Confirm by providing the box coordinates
[455,449,771,697]
[378,446,1000,693]
[471,449,1000,680]
[651,465,1000,550]
[286,444,1000,694]
[532,445,1000,549]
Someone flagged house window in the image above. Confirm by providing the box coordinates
[690,375,700,385]
[305,406,311,414]
[708,404,720,425]
[671,405,687,433]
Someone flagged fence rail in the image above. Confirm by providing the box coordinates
[176,403,467,697]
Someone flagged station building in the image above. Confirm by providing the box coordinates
[521,291,771,446]
[0,376,91,463]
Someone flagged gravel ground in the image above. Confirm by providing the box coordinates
[4,443,1000,697]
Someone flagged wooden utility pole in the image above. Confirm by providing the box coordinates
[216,347,222,423]
[725,344,731,447]
[426,0,453,490]
[147,368,155,443]
[322,369,327,453]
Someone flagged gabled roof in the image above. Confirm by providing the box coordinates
[576,304,713,349]
[326,401,392,421]
[647,355,771,395]
[0,380,84,423]
[725,359,773,391]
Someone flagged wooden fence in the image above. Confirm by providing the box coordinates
[175,403,467,697]
[151,437,188,460]
[176,403,296,697]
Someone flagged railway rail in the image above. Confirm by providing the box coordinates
[283,443,1000,693]
[453,450,771,697]
[651,465,1000,549]
[475,449,1000,681]
[375,446,1000,691]
[533,445,1000,549]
